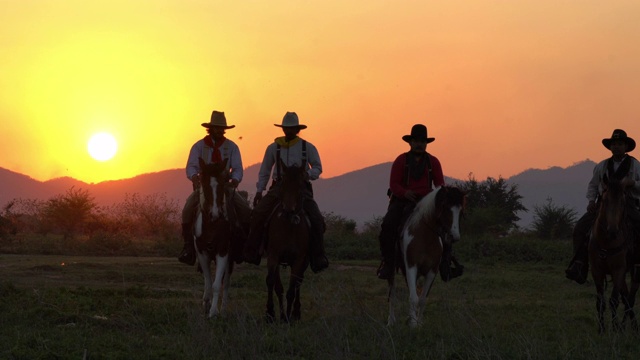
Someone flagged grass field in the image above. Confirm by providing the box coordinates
[1,248,639,359]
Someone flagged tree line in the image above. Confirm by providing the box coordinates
[0,177,578,257]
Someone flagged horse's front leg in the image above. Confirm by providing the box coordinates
[628,279,639,331]
[288,271,304,322]
[405,266,420,328]
[208,254,228,318]
[266,267,276,322]
[417,270,437,322]
[610,288,621,332]
[387,275,397,327]
[220,261,232,314]
[196,250,213,316]
[592,272,607,334]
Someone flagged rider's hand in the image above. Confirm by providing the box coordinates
[228,178,239,188]
[191,174,201,190]
[621,177,636,188]
[587,200,597,213]
[253,192,263,207]
[404,190,418,203]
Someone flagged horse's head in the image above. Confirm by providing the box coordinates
[198,157,229,222]
[435,186,467,243]
[277,162,307,223]
[597,175,627,241]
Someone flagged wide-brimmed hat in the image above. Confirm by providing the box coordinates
[402,124,435,143]
[602,129,635,152]
[274,112,307,129]
[201,110,235,129]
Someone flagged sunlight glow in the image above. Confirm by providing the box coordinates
[88,132,118,161]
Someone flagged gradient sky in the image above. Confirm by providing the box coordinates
[2,0,640,185]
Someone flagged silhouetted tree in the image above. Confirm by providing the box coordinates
[456,174,527,235]
[531,197,577,239]
[42,187,97,238]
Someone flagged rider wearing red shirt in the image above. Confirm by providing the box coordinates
[377,124,463,281]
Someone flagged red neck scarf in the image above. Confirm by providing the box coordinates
[203,135,226,163]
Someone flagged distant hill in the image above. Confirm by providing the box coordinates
[0,159,598,230]
[506,160,595,228]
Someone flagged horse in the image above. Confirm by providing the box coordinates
[387,185,466,328]
[589,175,639,333]
[264,162,310,323]
[193,157,236,318]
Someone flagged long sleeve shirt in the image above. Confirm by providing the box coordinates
[256,137,322,192]
[586,155,640,202]
[185,137,243,183]
[389,152,444,199]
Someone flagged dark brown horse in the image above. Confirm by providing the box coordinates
[194,157,236,318]
[589,175,638,333]
[387,186,466,327]
[265,162,310,323]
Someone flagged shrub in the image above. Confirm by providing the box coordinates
[531,198,578,240]
[455,175,527,236]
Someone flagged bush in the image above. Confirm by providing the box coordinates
[531,198,578,239]
[455,175,527,235]
[323,212,379,260]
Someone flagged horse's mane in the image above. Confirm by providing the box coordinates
[404,187,442,230]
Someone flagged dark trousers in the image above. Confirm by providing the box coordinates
[378,197,416,263]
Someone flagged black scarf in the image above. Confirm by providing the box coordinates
[607,155,632,181]
[406,152,428,181]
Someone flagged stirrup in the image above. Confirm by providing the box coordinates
[376,261,394,280]
[310,255,328,273]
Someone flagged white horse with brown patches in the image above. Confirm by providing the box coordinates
[387,185,466,327]
[194,157,236,318]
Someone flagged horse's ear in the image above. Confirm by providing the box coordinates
[198,157,206,168]
[602,174,609,187]
[222,158,228,168]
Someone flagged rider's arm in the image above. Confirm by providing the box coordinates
[430,155,445,188]
[389,154,408,199]
[306,143,322,181]
[186,141,204,181]
[586,160,607,203]
[256,143,276,192]
[228,142,243,184]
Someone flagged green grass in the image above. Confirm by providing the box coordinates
[1,237,639,359]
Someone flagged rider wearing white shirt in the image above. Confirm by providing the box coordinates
[243,112,329,273]
[178,111,251,266]
[566,129,640,284]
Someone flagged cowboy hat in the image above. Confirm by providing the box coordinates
[201,110,235,129]
[402,124,435,143]
[274,112,307,129]
[602,129,635,152]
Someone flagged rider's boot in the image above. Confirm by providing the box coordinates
[440,243,464,282]
[309,230,329,273]
[376,255,395,280]
[243,223,263,266]
[565,243,589,284]
[178,223,196,266]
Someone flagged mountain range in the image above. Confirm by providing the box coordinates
[0,159,597,230]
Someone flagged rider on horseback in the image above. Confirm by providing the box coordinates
[243,112,329,273]
[377,124,464,281]
[178,110,251,266]
[566,129,640,284]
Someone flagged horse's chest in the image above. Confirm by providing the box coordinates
[404,228,442,270]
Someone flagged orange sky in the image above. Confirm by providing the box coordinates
[1,0,640,185]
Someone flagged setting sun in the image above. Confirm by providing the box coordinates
[88,132,118,161]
